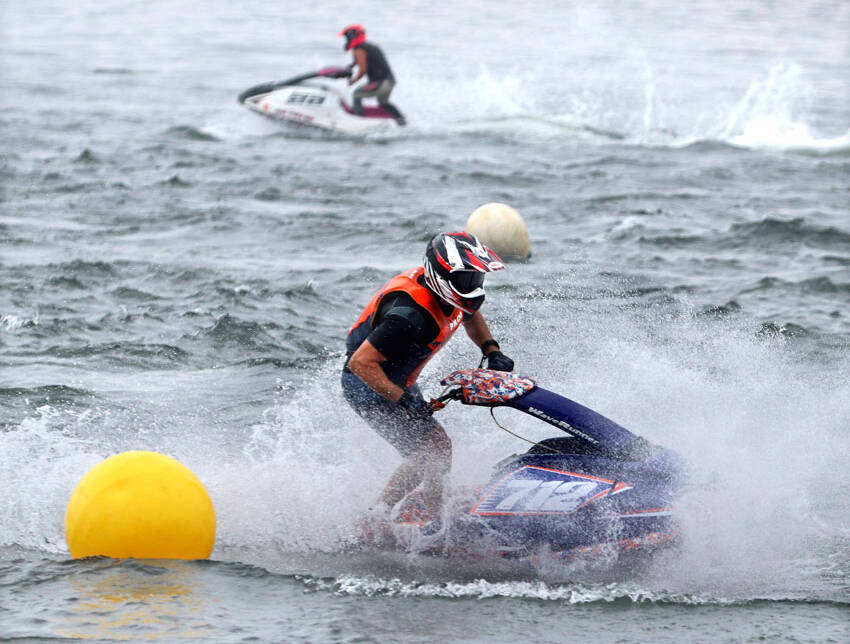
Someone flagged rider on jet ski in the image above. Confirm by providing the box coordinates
[339,24,407,126]
[342,232,514,530]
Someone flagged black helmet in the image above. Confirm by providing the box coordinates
[423,231,504,314]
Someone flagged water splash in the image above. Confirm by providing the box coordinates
[720,63,850,152]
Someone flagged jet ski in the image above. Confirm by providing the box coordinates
[237,67,402,135]
[360,369,682,568]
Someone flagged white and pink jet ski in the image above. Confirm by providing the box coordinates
[238,67,403,135]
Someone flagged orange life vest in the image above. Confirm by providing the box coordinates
[346,267,464,388]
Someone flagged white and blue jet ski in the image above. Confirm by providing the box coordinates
[238,67,401,135]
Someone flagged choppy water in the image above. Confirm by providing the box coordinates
[2,0,849,641]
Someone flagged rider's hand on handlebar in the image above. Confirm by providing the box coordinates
[486,350,514,372]
[398,390,434,418]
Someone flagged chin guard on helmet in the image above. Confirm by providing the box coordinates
[423,231,504,314]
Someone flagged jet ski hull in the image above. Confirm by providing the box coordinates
[387,448,680,564]
[358,370,683,568]
[240,76,400,135]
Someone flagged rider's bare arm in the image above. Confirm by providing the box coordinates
[348,339,405,402]
[350,48,368,83]
[462,311,500,355]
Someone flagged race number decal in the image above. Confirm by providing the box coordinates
[471,466,629,515]
[286,93,325,105]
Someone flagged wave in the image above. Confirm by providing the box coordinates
[195,314,280,352]
[728,217,850,249]
[304,574,705,602]
[254,187,283,201]
[108,286,162,301]
[756,321,810,339]
[698,300,742,319]
[725,122,850,155]
[163,125,221,142]
[743,275,850,297]
[635,217,850,251]
[449,115,627,143]
[712,62,850,154]
[5,556,833,608]
[2,313,39,331]
[44,342,191,367]
[73,148,100,164]
[670,60,850,154]
[294,573,849,606]
[46,260,120,277]
[92,67,136,75]
[235,355,328,369]
[442,63,849,155]
[0,384,96,407]
[161,174,192,187]
[0,385,98,432]
[49,180,110,195]
[434,115,849,155]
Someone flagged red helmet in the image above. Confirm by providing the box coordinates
[339,24,366,51]
[423,231,504,314]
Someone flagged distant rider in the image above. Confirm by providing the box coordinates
[339,24,406,126]
[342,231,514,532]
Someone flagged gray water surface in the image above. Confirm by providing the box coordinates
[2,1,848,641]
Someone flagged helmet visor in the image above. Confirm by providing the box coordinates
[449,270,485,294]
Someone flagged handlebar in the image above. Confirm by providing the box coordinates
[428,387,464,412]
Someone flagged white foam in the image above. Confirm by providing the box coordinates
[719,63,850,152]
[1,314,39,332]
[304,575,734,604]
[729,117,850,153]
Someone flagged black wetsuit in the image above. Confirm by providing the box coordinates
[351,41,404,123]
[355,42,395,84]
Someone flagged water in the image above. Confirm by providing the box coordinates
[2,0,849,641]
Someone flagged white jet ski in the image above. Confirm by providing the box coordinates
[238,67,402,135]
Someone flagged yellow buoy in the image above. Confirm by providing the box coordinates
[466,202,531,260]
[65,451,216,560]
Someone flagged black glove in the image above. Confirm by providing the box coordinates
[397,390,433,419]
[486,350,514,372]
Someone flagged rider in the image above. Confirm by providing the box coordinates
[338,24,406,126]
[341,231,514,528]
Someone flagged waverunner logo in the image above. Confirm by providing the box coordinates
[526,406,598,444]
[472,466,626,515]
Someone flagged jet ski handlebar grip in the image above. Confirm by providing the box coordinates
[429,398,447,412]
